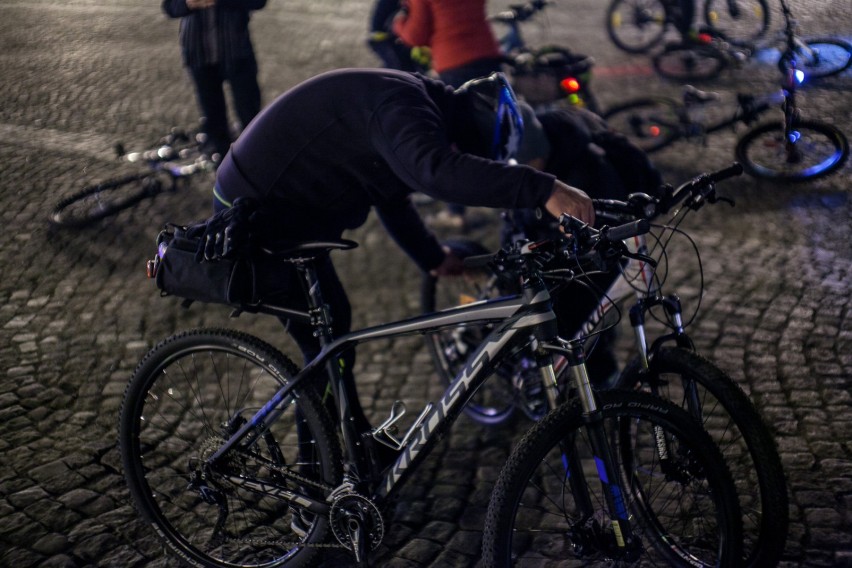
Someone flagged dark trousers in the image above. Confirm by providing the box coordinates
[189,58,261,157]
[254,252,372,432]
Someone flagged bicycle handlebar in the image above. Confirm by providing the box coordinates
[594,162,742,222]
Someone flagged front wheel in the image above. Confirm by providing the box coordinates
[482,390,743,566]
[735,119,849,181]
[50,172,164,228]
[602,96,683,153]
[617,347,789,567]
[119,329,343,568]
[789,38,852,80]
[653,42,728,81]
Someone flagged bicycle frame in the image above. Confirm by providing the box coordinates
[204,244,641,556]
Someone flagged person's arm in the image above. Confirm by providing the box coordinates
[392,0,434,47]
[372,93,553,210]
[375,196,446,273]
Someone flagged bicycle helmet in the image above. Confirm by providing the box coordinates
[454,72,524,163]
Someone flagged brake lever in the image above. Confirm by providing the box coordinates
[623,250,658,267]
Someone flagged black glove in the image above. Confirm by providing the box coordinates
[195,197,258,261]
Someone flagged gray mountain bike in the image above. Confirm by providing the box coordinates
[119,214,742,567]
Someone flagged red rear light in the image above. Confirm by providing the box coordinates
[698,32,713,44]
[560,77,581,93]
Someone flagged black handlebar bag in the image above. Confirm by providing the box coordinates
[148,224,256,306]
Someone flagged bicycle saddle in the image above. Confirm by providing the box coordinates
[259,239,358,261]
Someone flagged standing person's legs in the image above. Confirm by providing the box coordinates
[190,64,231,158]
[227,57,262,134]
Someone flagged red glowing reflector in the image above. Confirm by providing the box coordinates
[560,77,581,93]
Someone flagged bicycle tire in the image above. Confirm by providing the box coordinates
[617,347,789,567]
[482,390,743,566]
[602,96,683,153]
[119,328,343,568]
[421,239,518,425]
[653,42,728,81]
[789,38,852,80]
[703,0,770,47]
[735,118,849,182]
[606,0,669,54]
[50,172,161,228]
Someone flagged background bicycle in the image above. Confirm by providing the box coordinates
[49,127,215,228]
[422,164,789,566]
[603,61,849,180]
[650,0,852,82]
[490,0,602,113]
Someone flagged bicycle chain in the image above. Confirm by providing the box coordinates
[216,448,349,550]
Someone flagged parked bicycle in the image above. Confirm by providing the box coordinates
[490,0,601,113]
[120,214,743,566]
[422,164,788,567]
[606,0,770,54]
[49,127,215,228]
[652,0,852,81]
[603,61,849,180]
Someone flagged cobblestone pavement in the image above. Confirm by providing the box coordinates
[1,0,850,566]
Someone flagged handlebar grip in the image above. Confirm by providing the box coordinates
[708,162,744,184]
[605,219,650,242]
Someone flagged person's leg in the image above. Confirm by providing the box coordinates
[189,65,231,158]
[227,57,262,134]
[261,257,370,433]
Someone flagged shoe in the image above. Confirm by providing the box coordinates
[426,210,466,231]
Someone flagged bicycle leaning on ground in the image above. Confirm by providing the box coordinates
[423,163,788,567]
[119,212,744,566]
[49,127,215,228]
[603,50,849,181]
[651,0,852,82]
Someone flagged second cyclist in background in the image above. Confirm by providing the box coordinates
[393,0,505,230]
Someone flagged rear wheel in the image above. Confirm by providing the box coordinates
[606,0,669,54]
[603,96,683,153]
[50,172,163,228]
[653,42,728,81]
[703,0,770,47]
[735,119,849,181]
[119,329,343,567]
[421,239,520,425]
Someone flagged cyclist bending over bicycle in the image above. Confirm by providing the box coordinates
[196,68,593,456]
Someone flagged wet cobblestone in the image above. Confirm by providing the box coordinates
[0,0,850,566]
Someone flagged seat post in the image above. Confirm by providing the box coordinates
[294,258,335,348]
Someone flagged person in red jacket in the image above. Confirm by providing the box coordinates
[393,0,505,228]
